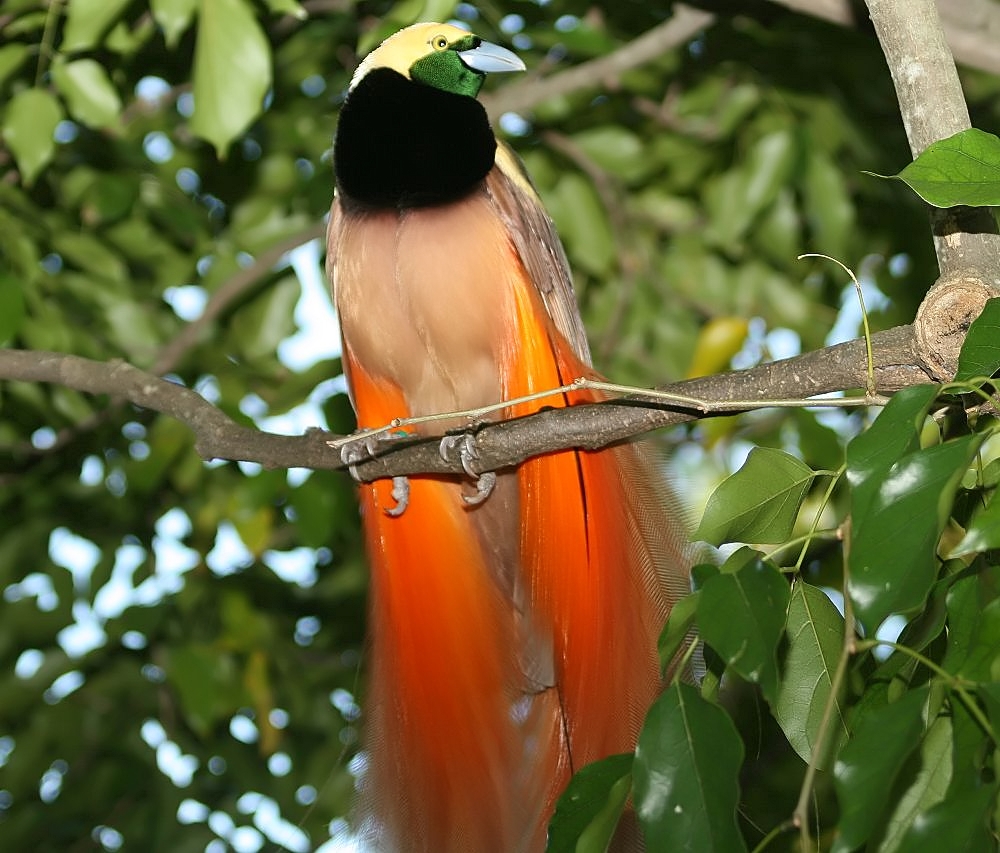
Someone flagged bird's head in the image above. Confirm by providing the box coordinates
[350,22,525,99]
[335,23,524,207]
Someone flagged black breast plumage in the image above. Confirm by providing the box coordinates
[334,68,497,209]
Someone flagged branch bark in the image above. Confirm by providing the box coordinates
[863,0,1000,379]
[480,0,1000,125]
[0,318,929,480]
[481,6,715,120]
[765,0,1000,76]
[0,349,337,471]
[864,0,1000,285]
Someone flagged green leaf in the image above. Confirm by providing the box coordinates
[698,550,789,702]
[0,274,26,344]
[2,88,63,185]
[794,408,846,472]
[889,128,1000,208]
[81,173,140,226]
[357,0,459,54]
[62,0,133,51]
[220,590,272,649]
[51,385,94,423]
[892,782,998,853]
[831,687,928,853]
[633,683,746,853]
[104,16,156,55]
[263,0,307,17]
[977,682,1000,743]
[941,572,989,678]
[773,581,848,770]
[0,43,29,87]
[695,447,814,545]
[954,297,1000,383]
[878,713,952,853]
[704,129,796,245]
[846,384,938,523]
[227,274,300,362]
[802,149,853,260]
[191,0,272,157]
[166,643,243,736]
[105,300,164,360]
[753,187,800,265]
[51,231,128,283]
[691,561,720,591]
[150,0,198,48]
[657,591,698,674]
[849,433,985,633]
[943,591,1000,683]
[948,696,994,804]
[891,575,949,657]
[546,754,633,853]
[572,127,646,182]
[548,172,615,276]
[51,58,122,129]
[948,487,1000,558]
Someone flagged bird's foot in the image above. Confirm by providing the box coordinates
[338,430,411,516]
[439,432,496,505]
[338,432,381,481]
[385,475,410,517]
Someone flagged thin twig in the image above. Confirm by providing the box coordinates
[800,254,876,396]
[326,378,886,453]
[856,639,997,743]
[481,5,715,120]
[151,223,326,376]
[540,130,641,364]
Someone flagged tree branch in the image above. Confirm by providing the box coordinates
[0,349,338,471]
[151,222,327,376]
[8,222,329,458]
[765,0,1000,76]
[0,317,931,481]
[864,0,1000,285]
[479,0,1000,127]
[481,5,715,120]
[863,0,1000,379]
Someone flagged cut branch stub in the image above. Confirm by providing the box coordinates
[913,269,995,380]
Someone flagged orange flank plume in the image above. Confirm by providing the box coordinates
[344,350,552,852]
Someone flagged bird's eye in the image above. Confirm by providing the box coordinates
[432,35,449,50]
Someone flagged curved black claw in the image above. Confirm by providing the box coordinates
[338,433,412,516]
[384,475,410,517]
[440,432,497,505]
[338,432,381,482]
[439,433,481,478]
[462,472,496,506]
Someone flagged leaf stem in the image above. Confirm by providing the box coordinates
[855,638,997,743]
[799,254,876,397]
[35,0,63,86]
[793,464,846,574]
[792,524,856,848]
[749,818,795,853]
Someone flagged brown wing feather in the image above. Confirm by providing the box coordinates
[486,142,593,368]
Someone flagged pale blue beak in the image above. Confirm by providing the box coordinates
[458,40,526,74]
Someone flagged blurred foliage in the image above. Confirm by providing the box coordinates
[1,0,999,851]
